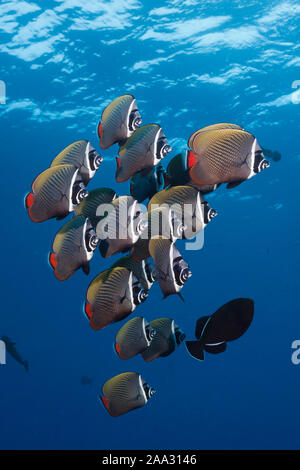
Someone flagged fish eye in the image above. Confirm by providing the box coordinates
[161,144,172,158]
[145,325,156,342]
[128,110,142,132]
[77,189,88,203]
[173,264,191,286]
[203,204,217,224]
[89,234,100,249]
[136,218,147,235]
[72,183,88,205]
[253,151,266,174]
[208,208,218,222]
[258,159,270,172]
[88,150,103,171]
[156,138,171,160]
[175,222,186,238]
[133,285,148,305]
[94,155,103,169]
[143,383,156,399]
[85,231,100,252]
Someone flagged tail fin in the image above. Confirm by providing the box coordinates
[23,360,29,372]
[185,341,205,361]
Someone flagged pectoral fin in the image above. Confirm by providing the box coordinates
[204,342,227,354]
[82,262,90,275]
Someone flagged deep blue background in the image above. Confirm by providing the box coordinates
[0,0,299,450]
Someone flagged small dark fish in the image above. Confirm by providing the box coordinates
[142,318,185,362]
[50,140,103,185]
[187,126,270,189]
[85,267,148,330]
[25,164,88,223]
[1,336,28,372]
[98,94,142,149]
[80,376,93,386]
[130,163,167,202]
[116,124,172,183]
[100,372,155,417]
[149,237,192,299]
[166,152,191,187]
[185,298,254,361]
[261,148,282,162]
[49,216,99,281]
[115,317,156,360]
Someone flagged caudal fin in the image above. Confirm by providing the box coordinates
[185,341,205,361]
[23,360,29,372]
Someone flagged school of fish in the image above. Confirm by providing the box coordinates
[25,94,271,417]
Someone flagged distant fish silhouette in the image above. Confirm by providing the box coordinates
[1,336,28,372]
[130,163,167,202]
[261,148,282,162]
[80,376,93,386]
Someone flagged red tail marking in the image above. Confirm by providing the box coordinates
[49,252,57,270]
[25,192,34,209]
[116,156,121,170]
[115,343,121,356]
[84,302,93,320]
[163,173,170,188]
[97,122,103,139]
[187,150,197,169]
[100,396,110,410]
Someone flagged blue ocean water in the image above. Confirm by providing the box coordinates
[0,0,300,450]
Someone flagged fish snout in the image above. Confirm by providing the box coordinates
[262,160,270,170]
[136,218,148,235]
[134,117,142,128]
[133,285,149,305]
[139,289,148,303]
[94,155,103,168]
[181,267,192,283]
[162,144,172,157]
[79,189,88,201]
[209,208,218,220]
[90,235,100,249]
